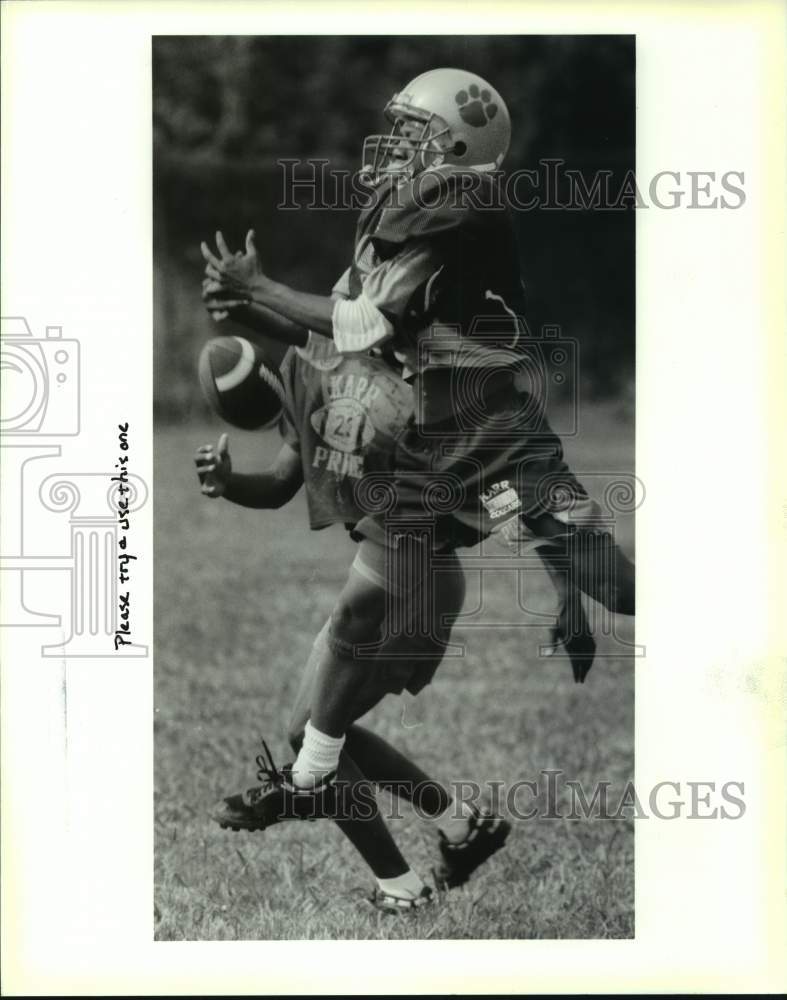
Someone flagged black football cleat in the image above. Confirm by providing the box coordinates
[210,740,337,832]
[367,884,434,913]
[432,808,511,889]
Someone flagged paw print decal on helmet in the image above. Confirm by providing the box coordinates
[362,69,511,182]
[455,84,498,127]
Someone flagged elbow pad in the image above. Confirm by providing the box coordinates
[332,294,394,354]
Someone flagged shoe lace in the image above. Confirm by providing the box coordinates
[254,738,282,785]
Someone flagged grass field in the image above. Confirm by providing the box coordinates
[154,403,635,940]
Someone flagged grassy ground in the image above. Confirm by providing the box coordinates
[154,403,635,940]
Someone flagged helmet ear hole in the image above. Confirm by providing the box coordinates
[453,140,467,156]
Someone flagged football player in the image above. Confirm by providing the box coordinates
[196,338,510,911]
[200,68,634,905]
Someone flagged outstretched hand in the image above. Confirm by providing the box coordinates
[201,277,249,322]
[194,432,232,498]
[200,229,266,302]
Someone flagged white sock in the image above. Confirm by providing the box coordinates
[376,869,425,900]
[433,799,476,844]
[291,720,345,789]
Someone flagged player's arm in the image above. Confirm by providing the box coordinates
[202,278,310,347]
[195,433,303,509]
[201,230,442,354]
[201,231,334,341]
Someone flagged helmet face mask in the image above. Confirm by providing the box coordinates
[361,69,511,185]
[362,110,451,183]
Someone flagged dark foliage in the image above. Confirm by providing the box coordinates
[154,36,634,419]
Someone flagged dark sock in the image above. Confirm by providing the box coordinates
[331,749,411,879]
[345,724,452,816]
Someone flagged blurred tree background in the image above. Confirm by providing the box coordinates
[154,35,634,421]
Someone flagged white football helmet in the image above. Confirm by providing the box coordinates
[362,68,511,184]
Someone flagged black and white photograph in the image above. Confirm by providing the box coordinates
[153,34,636,940]
[2,0,785,994]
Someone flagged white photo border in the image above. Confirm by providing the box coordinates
[1,0,785,994]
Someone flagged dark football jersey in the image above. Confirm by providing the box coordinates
[279,339,413,530]
[343,166,527,368]
[330,166,531,424]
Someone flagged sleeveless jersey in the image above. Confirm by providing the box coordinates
[279,339,412,530]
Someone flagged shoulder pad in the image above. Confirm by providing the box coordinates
[373,167,498,247]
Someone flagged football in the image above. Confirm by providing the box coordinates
[198,336,285,430]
